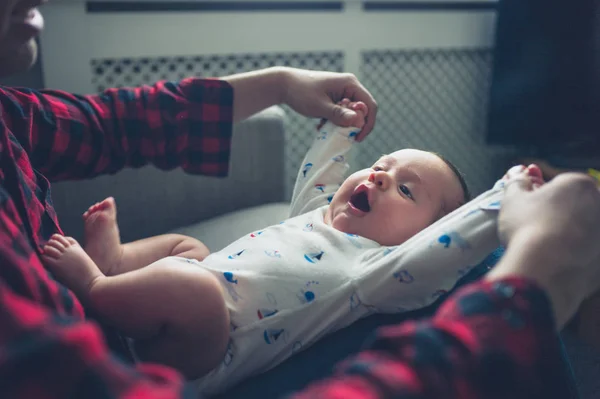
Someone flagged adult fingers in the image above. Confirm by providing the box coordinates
[323,102,359,128]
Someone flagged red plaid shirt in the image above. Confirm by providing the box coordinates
[0,79,572,399]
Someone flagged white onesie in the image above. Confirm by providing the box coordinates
[177,121,506,395]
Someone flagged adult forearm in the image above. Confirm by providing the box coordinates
[485,230,580,330]
[222,67,286,123]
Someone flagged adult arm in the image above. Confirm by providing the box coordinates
[222,67,378,140]
[1,78,234,182]
[1,67,377,183]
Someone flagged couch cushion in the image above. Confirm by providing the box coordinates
[50,106,287,244]
[170,202,290,252]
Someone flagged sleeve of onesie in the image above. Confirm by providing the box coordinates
[353,180,507,314]
[288,121,361,218]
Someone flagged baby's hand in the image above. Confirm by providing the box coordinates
[316,98,369,132]
[502,164,545,190]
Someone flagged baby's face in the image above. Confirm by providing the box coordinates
[325,149,464,246]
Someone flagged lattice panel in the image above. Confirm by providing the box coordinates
[358,48,516,196]
[91,52,344,199]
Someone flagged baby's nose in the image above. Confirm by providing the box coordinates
[369,172,386,187]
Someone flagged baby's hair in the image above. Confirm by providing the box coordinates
[432,153,471,205]
[376,151,471,205]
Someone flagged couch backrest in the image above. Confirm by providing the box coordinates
[50,106,287,243]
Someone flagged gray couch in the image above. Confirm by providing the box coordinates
[51,106,291,252]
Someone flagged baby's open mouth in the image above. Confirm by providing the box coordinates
[349,190,370,212]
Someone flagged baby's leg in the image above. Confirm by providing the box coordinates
[83,197,210,276]
[43,236,229,379]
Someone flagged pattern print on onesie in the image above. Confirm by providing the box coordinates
[347,130,359,142]
[345,233,362,249]
[222,271,242,302]
[303,251,324,263]
[315,184,326,193]
[257,308,279,319]
[393,270,415,284]
[296,281,319,304]
[263,328,289,345]
[302,163,313,177]
[264,250,282,258]
[481,200,502,211]
[431,231,471,251]
[228,249,245,259]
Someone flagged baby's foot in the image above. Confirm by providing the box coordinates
[503,164,545,189]
[42,234,104,301]
[83,197,124,276]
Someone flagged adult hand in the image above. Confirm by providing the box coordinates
[280,68,378,142]
[487,168,600,328]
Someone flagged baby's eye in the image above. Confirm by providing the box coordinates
[372,166,383,171]
[398,184,414,200]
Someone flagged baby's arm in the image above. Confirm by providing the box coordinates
[289,102,366,217]
[354,181,505,313]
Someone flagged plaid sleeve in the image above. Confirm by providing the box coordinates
[290,278,574,399]
[0,78,233,182]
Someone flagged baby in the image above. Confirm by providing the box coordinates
[42,100,523,395]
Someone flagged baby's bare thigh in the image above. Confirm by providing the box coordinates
[133,257,230,379]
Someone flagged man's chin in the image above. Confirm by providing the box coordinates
[0,39,38,78]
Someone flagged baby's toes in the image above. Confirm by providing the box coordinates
[42,244,62,260]
[83,203,100,218]
[48,235,67,249]
[52,234,72,248]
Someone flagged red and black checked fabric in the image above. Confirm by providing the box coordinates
[0,78,232,398]
[290,278,573,399]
